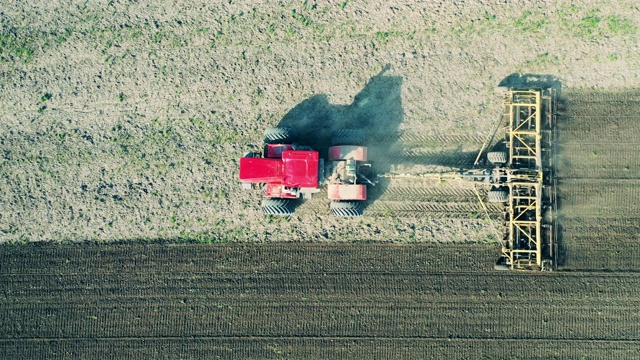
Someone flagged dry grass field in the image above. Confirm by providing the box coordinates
[2,0,640,358]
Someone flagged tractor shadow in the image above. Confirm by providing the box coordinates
[275,65,404,212]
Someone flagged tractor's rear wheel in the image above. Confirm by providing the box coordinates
[330,201,364,217]
[487,151,507,165]
[264,127,295,144]
[332,129,365,146]
[487,190,508,203]
[262,198,295,215]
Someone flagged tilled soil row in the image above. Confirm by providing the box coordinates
[3,338,639,360]
[0,243,497,275]
[557,90,640,270]
[2,244,640,360]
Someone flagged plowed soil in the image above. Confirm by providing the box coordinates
[2,244,640,359]
[557,90,640,271]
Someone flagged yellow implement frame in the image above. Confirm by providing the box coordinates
[497,89,556,271]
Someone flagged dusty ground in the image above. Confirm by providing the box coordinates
[1,0,639,243]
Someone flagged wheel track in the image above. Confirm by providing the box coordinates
[372,132,487,147]
[370,185,480,203]
[367,201,502,218]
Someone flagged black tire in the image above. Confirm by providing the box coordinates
[487,190,508,203]
[262,198,295,215]
[494,256,510,270]
[264,127,295,144]
[330,201,364,217]
[487,151,507,165]
[331,129,365,146]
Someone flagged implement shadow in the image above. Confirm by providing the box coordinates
[275,65,404,211]
[498,73,562,98]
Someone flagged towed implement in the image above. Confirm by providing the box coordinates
[379,88,558,271]
[460,88,557,270]
[484,88,558,271]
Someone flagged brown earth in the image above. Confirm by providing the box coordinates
[556,90,640,270]
[2,244,640,359]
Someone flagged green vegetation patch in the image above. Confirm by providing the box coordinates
[0,27,37,63]
[514,11,549,32]
[605,15,636,35]
[575,13,636,38]
[0,25,75,63]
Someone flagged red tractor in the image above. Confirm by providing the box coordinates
[239,127,374,216]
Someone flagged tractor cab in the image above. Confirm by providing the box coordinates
[280,150,319,188]
[239,146,319,192]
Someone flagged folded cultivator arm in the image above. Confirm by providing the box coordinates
[495,89,557,271]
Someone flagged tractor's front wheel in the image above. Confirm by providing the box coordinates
[262,198,296,215]
[264,127,295,144]
[330,201,364,217]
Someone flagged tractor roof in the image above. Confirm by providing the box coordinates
[282,150,319,188]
